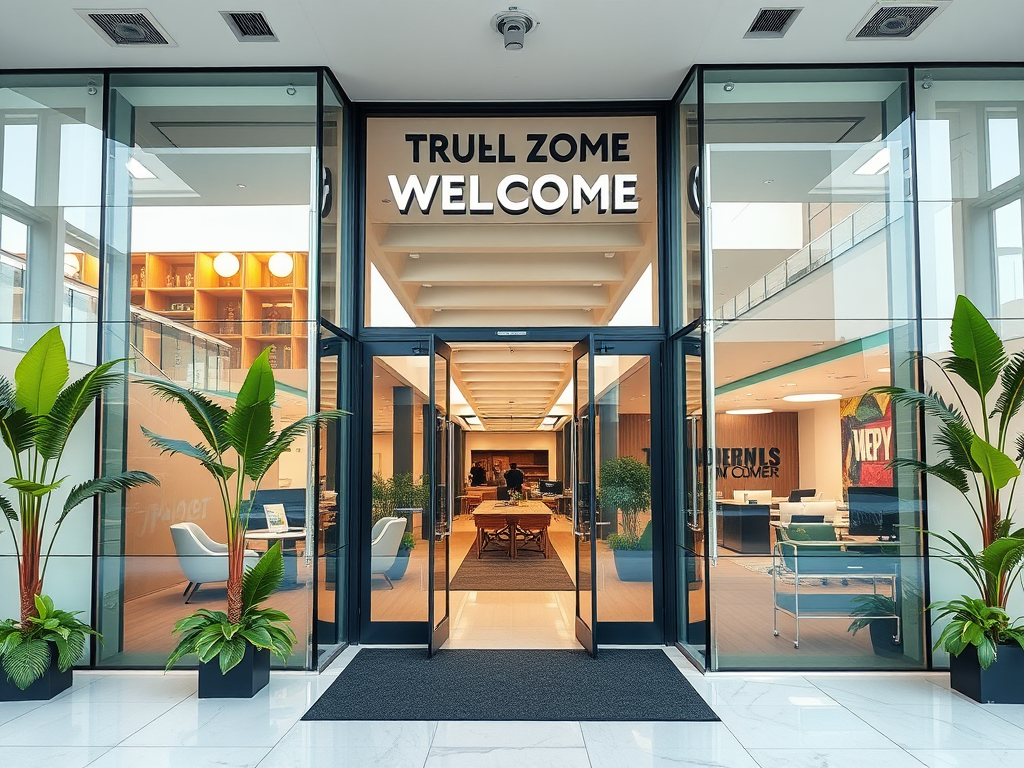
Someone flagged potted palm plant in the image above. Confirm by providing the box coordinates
[147,348,345,697]
[876,295,1024,702]
[600,456,653,582]
[0,328,157,700]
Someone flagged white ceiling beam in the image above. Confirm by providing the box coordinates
[399,253,626,283]
[415,285,607,309]
[380,223,644,252]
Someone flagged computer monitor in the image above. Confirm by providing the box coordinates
[788,488,816,503]
[539,480,563,495]
[848,486,901,537]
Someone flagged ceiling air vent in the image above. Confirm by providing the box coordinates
[848,1,951,40]
[76,9,176,46]
[744,7,802,38]
[220,11,278,42]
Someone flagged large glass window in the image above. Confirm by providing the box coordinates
[98,72,319,667]
[0,73,104,662]
[703,68,926,670]
[363,115,659,328]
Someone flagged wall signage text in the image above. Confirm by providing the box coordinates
[715,447,782,479]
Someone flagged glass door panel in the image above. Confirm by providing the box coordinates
[573,337,597,655]
[430,339,452,654]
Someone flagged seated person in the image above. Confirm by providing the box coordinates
[469,462,487,487]
[504,463,525,494]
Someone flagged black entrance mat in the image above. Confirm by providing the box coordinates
[450,539,576,591]
[302,648,718,721]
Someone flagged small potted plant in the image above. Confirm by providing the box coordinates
[371,472,426,582]
[875,295,1024,701]
[0,328,157,700]
[599,456,653,582]
[148,349,345,697]
[847,594,904,657]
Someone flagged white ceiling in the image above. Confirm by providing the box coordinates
[2,1,1022,102]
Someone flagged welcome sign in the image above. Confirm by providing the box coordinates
[367,116,657,223]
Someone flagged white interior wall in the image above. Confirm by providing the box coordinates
[796,400,843,502]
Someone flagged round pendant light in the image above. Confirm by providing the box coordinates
[782,393,841,403]
[268,251,294,278]
[63,253,81,279]
[213,252,240,278]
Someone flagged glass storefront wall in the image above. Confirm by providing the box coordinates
[702,68,927,670]
[0,74,105,664]
[916,67,1024,663]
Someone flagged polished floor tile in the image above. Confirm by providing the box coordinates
[909,749,1024,767]
[432,721,584,749]
[749,748,930,767]
[713,703,898,749]
[87,746,271,767]
[844,700,1024,750]
[423,746,593,768]
[0,745,111,768]
[0,700,178,746]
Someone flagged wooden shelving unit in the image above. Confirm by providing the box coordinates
[129,251,308,371]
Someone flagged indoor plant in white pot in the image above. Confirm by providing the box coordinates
[148,348,345,697]
[600,456,654,582]
[876,295,1024,702]
[0,328,157,700]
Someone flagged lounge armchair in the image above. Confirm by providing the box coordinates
[772,523,900,648]
[169,522,260,603]
[371,518,407,589]
[778,500,839,525]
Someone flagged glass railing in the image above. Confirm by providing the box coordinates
[715,202,893,321]
[127,306,232,392]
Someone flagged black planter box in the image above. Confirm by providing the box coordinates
[869,619,903,658]
[950,643,1024,704]
[0,643,72,701]
[198,644,270,699]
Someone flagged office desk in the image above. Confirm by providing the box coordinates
[472,501,553,559]
[717,501,771,554]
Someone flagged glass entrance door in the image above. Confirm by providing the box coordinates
[572,337,597,655]
[362,337,451,647]
[430,339,452,653]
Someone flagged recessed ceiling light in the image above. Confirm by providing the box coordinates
[593,283,603,287]
[878,367,891,373]
[604,252,615,258]
[236,183,246,189]
[783,393,841,403]
[409,253,420,259]
[726,408,773,415]
[422,283,432,288]
[763,179,774,185]
[723,82,735,92]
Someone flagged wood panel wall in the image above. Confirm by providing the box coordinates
[618,414,652,464]
[714,412,799,499]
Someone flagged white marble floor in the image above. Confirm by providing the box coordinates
[2,646,1024,767]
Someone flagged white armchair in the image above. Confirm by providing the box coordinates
[370,518,407,589]
[170,522,260,602]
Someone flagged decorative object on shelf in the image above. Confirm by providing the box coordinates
[146,349,345,698]
[132,274,139,288]
[283,345,292,368]
[165,272,174,287]
[264,306,282,336]
[221,302,237,335]
[874,295,1024,703]
[140,266,146,285]
[185,272,193,287]
[0,328,157,700]
[268,251,294,279]
[268,344,279,369]
[175,273,181,287]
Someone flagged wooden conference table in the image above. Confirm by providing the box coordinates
[472,500,553,559]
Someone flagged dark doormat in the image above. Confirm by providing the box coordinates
[450,539,576,591]
[302,648,718,721]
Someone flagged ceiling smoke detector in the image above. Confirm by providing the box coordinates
[491,7,538,51]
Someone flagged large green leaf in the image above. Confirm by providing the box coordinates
[970,436,1021,492]
[0,494,15,522]
[218,636,247,675]
[235,348,275,410]
[59,470,159,525]
[141,427,236,480]
[251,410,348,479]
[15,327,70,417]
[223,400,274,477]
[146,381,230,456]
[1,637,50,690]
[4,477,65,496]
[946,295,1006,399]
[35,359,124,460]
[994,351,1024,447]
[980,537,1024,580]
[242,542,284,612]
[0,377,37,455]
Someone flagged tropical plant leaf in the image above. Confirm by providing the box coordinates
[146,380,230,456]
[970,436,1021,492]
[140,427,235,480]
[890,457,971,495]
[218,636,247,674]
[4,477,65,496]
[946,295,1006,399]
[979,537,1024,581]
[0,377,37,455]
[1,637,51,690]
[223,401,274,477]
[59,470,159,525]
[252,411,348,479]
[34,359,125,460]
[235,348,275,410]
[994,351,1024,446]
[0,494,15,522]
[1017,433,1024,463]
[242,542,284,612]
[14,327,70,417]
